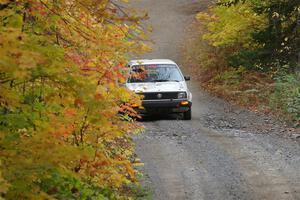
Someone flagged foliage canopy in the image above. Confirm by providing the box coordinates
[198,0,300,71]
[0,0,148,199]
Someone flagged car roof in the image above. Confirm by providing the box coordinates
[128,59,177,66]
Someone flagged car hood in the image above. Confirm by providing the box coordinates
[126,81,187,93]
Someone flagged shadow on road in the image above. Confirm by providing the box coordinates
[138,113,182,122]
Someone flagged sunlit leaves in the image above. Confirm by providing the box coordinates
[197,2,267,48]
[197,0,300,71]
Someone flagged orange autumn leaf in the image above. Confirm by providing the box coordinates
[64,108,77,117]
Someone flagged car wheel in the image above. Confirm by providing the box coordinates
[183,108,192,120]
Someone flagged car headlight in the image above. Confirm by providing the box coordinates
[178,92,187,99]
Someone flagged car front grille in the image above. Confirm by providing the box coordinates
[137,92,180,100]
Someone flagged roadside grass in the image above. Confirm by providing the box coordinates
[123,169,153,200]
[123,183,153,200]
[269,74,300,127]
[182,21,300,128]
[119,162,153,200]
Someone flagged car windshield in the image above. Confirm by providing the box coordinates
[128,64,184,83]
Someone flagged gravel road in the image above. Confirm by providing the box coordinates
[131,0,300,199]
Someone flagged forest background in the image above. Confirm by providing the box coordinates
[184,0,300,127]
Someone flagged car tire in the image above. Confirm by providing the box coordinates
[183,108,192,120]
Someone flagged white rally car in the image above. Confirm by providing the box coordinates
[126,59,192,120]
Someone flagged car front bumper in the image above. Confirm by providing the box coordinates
[136,99,192,114]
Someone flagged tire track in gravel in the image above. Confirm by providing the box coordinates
[131,0,300,199]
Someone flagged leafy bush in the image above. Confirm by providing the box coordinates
[196,1,267,49]
[270,74,300,126]
[213,66,246,86]
[0,0,148,199]
[197,0,300,71]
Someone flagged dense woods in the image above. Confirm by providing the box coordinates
[0,0,148,199]
[188,0,299,125]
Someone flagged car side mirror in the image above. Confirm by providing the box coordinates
[184,76,191,81]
